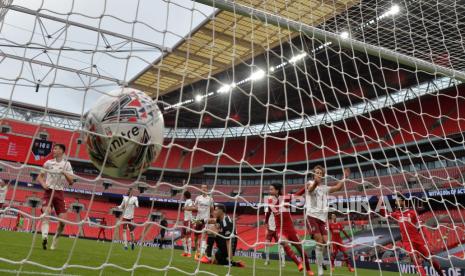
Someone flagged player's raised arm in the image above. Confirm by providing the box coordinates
[293,179,318,196]
[307,179,319,193]
[306,165,326,194]
[292,181,308,196]
[329,168,350,193]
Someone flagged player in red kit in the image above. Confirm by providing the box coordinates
[328,213,354,272]
[380,193,444,276]
[266,182,314,276]
[97,217,107,242]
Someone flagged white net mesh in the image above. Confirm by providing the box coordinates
[0,0,465,275]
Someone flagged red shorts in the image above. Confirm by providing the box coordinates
[42,189,66,216]
[193,220,205,236]
[331,242,347,253]
[265,229,279,242]
[276,228,300,244]
[182,220,192,236]
[307,216,327,236]
[122,218,135,231]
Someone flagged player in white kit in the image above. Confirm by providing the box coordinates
[192,184,214,260]
[118,188,139,250]
[0,179,9,210]
[303,166,350,276]
[37,144,74,250]
[264,195,286,267]
[181,190,194,257]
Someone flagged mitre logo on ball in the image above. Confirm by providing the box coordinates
[84,88,164,178]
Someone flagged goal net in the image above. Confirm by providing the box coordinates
[0,0,465,275]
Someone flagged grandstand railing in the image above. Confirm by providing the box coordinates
[1,77,461,138]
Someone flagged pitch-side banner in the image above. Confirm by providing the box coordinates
[355,261,465,276]
[233,252,465,275]
[0,133,51,165]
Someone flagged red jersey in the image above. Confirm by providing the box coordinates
[329,222,344,243]
[381,207,424,243]
[265,194,297,232]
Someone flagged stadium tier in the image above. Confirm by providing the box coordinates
[1,86,465,170]
[1,159,463,203]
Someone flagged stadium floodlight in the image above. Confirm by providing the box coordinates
[217,83,236,93]
[380,4,401,19]
[217,85,229,93]
[289,52,307,64]
[250,69,265,81]
[340,31,350,39]
[388,4,400,16]
[195,94,202,102]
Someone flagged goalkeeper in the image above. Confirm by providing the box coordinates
[200,204,245,267]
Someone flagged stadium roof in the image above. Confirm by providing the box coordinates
[154,0,465,128]
[128,0,359,97]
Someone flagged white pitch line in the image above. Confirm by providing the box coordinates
[0,269,80,276]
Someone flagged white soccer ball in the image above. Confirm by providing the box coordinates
[84,88,164,178]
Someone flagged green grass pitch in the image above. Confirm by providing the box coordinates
[0,230,401,275]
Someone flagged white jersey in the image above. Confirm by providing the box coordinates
[305,180,330,222]
[119,195,139,220]
[267,210,277,231]
[0,185,7,203]
[264,196,276,231]
[194,195,214,221]
[41,158,73,191]
[184,198,194,221]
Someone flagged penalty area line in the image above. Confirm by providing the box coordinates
[0,268,80,276]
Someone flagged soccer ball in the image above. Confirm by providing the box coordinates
[84,88,164,178]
